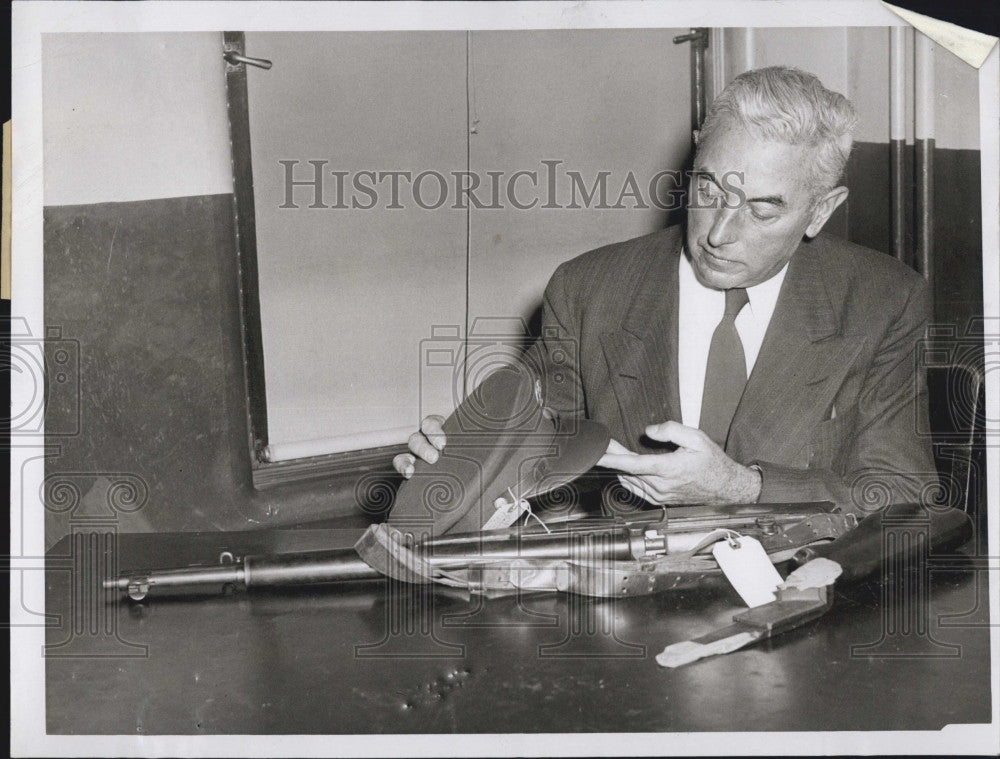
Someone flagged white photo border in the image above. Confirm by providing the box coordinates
[10,1,999,756]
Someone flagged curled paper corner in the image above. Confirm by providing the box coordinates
[882,2,998,68]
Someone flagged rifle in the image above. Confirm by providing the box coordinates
[105,501,853,601]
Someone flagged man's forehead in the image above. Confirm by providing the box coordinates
[694,128,813,199]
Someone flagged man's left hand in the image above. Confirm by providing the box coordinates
[597,421,762,505]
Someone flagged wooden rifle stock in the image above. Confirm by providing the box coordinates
[791,503,973,582]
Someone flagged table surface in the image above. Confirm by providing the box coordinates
[45,514,992,734]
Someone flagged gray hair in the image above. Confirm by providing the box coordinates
[696,66,858,197]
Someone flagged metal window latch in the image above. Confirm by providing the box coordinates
[672,29,709,46]
[223,49,272,71]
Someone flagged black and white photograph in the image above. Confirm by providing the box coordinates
[9,1,999,755]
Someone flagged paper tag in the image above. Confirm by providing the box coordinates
[482,496,529,531]
[779,557,843,591]
[655,632,760,668]
[712,535,784,608]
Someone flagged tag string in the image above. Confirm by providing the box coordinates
[682,528,744,558]
[523,501,551,534]
[505,486,551,535]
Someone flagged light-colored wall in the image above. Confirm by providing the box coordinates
[467,29,691,334]
[932,41,981,151]
[846,27,893,144]
[42,33,233,206]
[753,27,850,95]
[721,26,979,150]
[245,32,469,449]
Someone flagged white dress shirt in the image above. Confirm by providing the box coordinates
[677,252,788,428]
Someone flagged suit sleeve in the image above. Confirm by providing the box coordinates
[520,263,589,422]
[752,275,939,514]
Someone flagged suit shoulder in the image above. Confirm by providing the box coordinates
[803,234,930,327]
[550,226,681,287]
[807,233,924,289]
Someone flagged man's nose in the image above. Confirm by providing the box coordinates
[706,206,739,248]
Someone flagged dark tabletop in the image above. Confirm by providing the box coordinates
[45,515,992,734]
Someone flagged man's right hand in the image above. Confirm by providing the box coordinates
[392,415,447,479]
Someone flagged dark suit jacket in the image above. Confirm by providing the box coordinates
[525,225,938,514]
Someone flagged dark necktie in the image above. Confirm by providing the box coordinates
[699,287,749,447]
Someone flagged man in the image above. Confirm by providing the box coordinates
[395,66,937,515]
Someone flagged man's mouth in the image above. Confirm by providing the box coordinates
[699,245,739,269]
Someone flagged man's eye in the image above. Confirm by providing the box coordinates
[749,206,776,221]
[697,182,721,200]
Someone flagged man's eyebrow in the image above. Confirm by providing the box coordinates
[693,170,785,206]
[691,170,722,187]
[746,194,785,206]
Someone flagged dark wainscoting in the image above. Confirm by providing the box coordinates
[844,141,984,339]
[43,195,384,548]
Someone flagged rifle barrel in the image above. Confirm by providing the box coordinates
[103,528,639,600]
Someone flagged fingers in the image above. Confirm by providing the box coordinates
[618,474,653,503]
[407,430,441,465]
[406,415,448,466]
[597,438,634,468]
[605,438,633,455]
[645,420,713,450]
[600,449,679,476]
[420,415,447,450]
[392,453,416,479]
[598,452,648,475]
[618,474,646,498]
[619,474,690,505]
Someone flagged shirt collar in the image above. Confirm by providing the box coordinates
[679,249,788,319]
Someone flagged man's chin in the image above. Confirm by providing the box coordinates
[691,257,739,290]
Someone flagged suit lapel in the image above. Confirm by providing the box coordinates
[727,240,860,463]
[600,232,682,450]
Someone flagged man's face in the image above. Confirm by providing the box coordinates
[686,125,827,289]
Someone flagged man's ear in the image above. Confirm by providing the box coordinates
[805,186,849,238]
